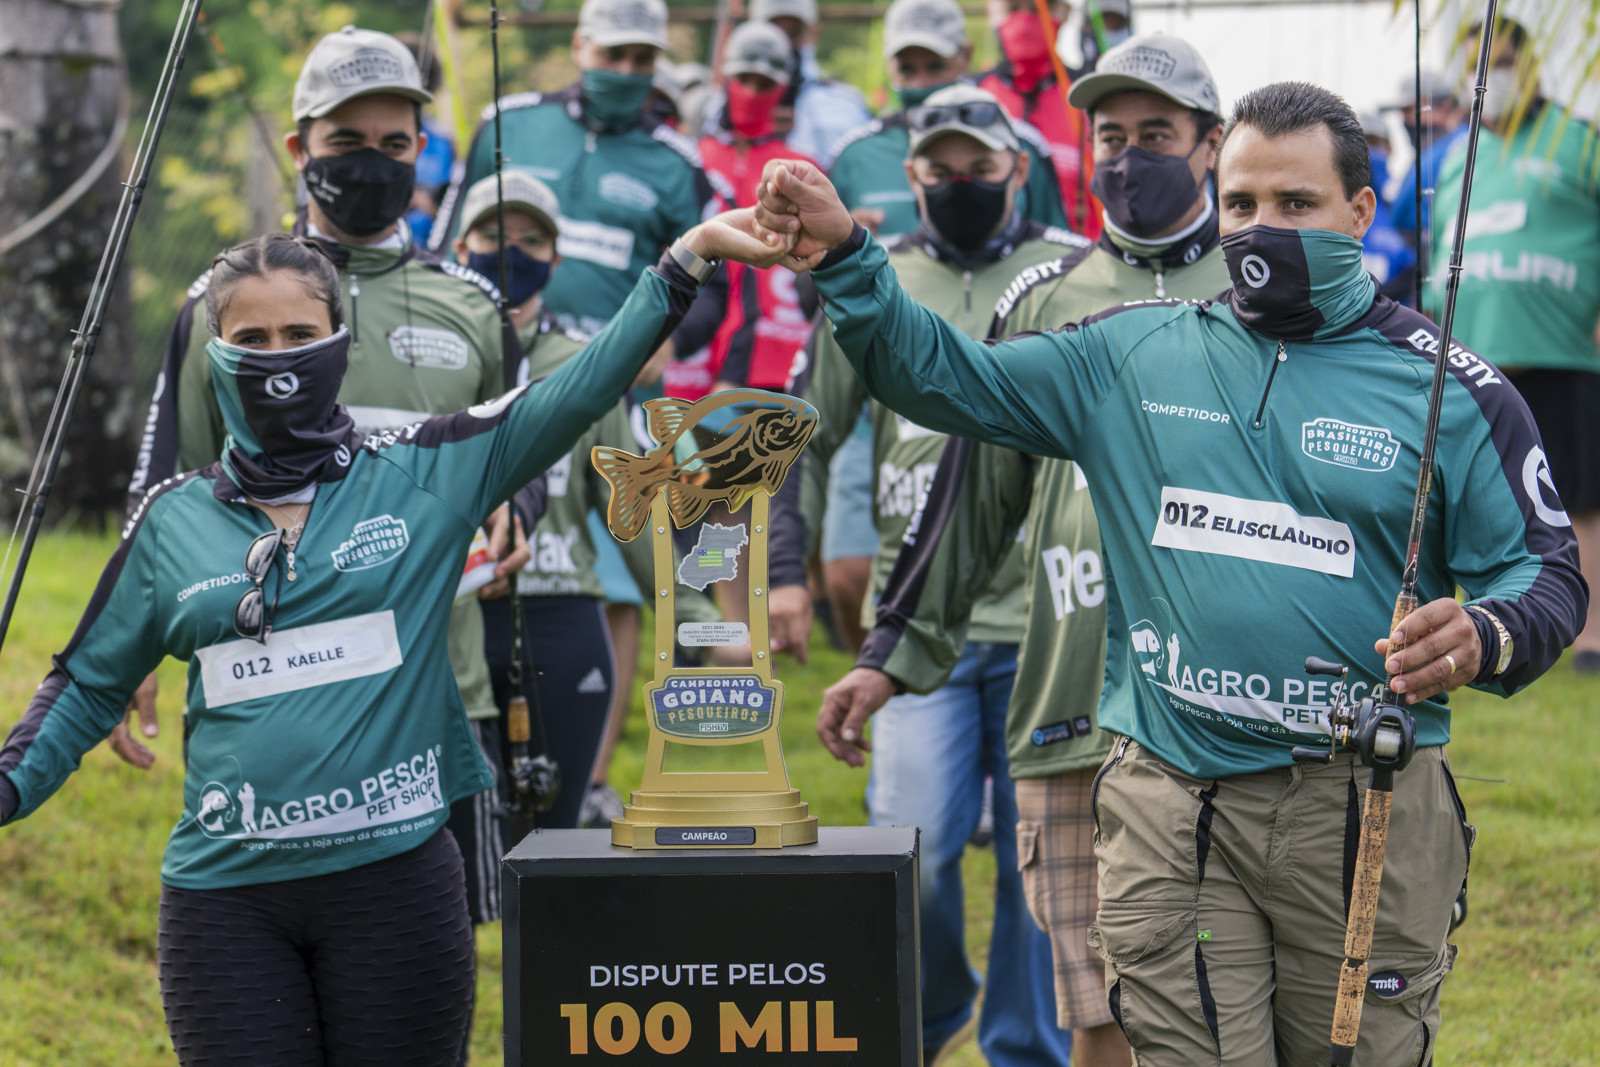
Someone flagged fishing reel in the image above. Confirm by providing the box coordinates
[1291,657,1417,775]
[510,749,561,815]
[506,689,561,814]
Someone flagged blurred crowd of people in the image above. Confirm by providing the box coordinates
[3,1,1592,1064]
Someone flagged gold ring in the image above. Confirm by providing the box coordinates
[1444,652,1458,675]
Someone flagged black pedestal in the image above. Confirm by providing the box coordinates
[503,826,919,1065]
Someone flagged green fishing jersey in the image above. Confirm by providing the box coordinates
[861,238,1232,778]
[1428,105,1600,373]
[128,224,513,720]
[828,111,1070,242]
[0,264,697,888]
[437,86,721,339]
[515,314,645,601]
[811,226,1584,779]
[770,220,1088,641]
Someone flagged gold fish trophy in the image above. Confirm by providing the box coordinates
[592,389,819,848]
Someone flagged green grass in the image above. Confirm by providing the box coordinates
[1,530,1597,1064]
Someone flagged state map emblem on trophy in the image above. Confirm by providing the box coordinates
[592,389,820,848]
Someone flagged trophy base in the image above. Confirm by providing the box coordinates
[611,788,819,849]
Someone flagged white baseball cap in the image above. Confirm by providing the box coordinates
[459,169,562,239]
[907,84,1019,156]
[750,0,819,26]
[292,26,432,122]
[883,0,968,59]
[577,0,671,51]
[1067,33,1221,115]
[722,21,794,84]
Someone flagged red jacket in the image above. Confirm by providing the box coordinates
[699,133,820,392]
[979,71,1102,240]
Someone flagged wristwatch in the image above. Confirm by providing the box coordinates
[668,238,720,286]
[1469,605,1513,676]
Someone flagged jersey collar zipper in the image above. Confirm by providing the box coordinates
[963,269,973,313]
[348,274,360,346]
[1153,269,1166,299]
[1252,340,1287,429]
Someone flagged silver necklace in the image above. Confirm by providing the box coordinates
[253,499,310,581]
[281,502,309,581]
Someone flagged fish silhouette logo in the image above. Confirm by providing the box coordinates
[592,389,818,542]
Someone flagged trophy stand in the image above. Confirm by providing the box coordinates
[593,390,819,848]
[503,393,920,1066]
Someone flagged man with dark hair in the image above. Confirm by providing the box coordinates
[1382,70,1466,256]
[828,0,1068,243]
[1430,17,1600,671]
[754,78,1586,1064]
[815,35,1228,1067]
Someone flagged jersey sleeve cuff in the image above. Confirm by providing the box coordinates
[816,224,869,272]
[0,773,18,824]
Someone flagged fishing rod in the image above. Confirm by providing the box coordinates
[0,0,205,658]
[487,0,559,829]
[1412,0,1426,309]
[1389,1,1498,702]
[1290,8,1500,1064]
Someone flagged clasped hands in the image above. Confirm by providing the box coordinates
[681,160,855,274]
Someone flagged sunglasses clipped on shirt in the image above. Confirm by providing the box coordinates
[909,100,1007,133]
[234,528,284,644]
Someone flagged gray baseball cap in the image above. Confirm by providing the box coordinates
[577,0,670,51]
[750,0,819,26]
[292,26,432,122]
[907,84,1019,156]
[722,21,793,84]
[1067,33,1220,115]
[459,169,562,240]
[883,0,968,59]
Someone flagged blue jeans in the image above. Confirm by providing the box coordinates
[869,642,1072,1066]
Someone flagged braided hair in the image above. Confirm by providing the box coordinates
[204,233,343,338]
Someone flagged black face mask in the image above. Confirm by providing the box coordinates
[302,148,415,239]
[207,329,358,497]
[1091,142,1203,239]
[921,172,1012,251]
[467,246,553,308]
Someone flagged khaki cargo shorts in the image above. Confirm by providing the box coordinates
[1088,737,1472,1066]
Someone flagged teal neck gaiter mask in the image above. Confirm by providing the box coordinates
[1221,225,1376,341]
[899,81,956,111]
[580,69,654,132]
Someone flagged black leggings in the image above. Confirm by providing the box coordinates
[482,595,615,829]
[158,830,474,1067]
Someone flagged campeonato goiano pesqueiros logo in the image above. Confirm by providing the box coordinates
[648,673,776,739]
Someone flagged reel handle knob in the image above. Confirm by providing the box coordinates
[1292,745,1334,765]
[1305,656,1346,677]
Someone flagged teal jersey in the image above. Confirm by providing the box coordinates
[1,265,696,888]
[436,86,721,339]
[812,229,1584,779]
[127,223,516,721]
[1428,105,1600,373]
[862,240,1233,778]
[828,111,1070,243]
[515,314,643,600]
